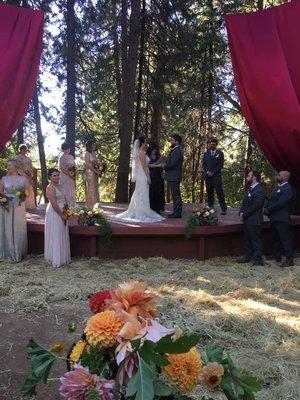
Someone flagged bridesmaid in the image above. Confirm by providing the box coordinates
[44,168,71,268]
[0,160,30,262]
[146,143,165,214]
[84,140,101,208]
[16,144,36,210]
[58,142,76,206]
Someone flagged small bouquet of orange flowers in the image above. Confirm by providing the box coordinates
[93,160,106,174]
[63,204,76,225]
[68,165,76,178]
[15,188,29,206]
[21,281,261,400]
[0,191,10,211]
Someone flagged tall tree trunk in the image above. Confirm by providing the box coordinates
[66,0,76,156]
[32,90,48,202]
[134,0,146,140]
[17,120,24,146]
[112,0,122,128]
[116,0,141,203]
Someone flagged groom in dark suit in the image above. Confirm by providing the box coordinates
[163,134,184,218]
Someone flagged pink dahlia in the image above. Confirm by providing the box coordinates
[59,364,115,400]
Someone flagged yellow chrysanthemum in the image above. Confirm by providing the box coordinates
[199,362,224,389]
[163,347,202,392]
[50,342,65,353]
[84,310,124,348]
[69,340,89,365]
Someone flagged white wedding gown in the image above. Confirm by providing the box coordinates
[114,154,165,223]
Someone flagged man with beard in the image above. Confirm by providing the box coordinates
[265,171,295,267]
[163,134,184,218]
[202,138,227,215]
[238,170,265,266]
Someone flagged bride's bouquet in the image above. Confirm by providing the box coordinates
[21,281,261,400]
[15,188,29,206]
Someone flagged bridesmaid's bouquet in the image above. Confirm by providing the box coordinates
[15,188,29,206]
[21,281,261,400]
[68,165,76,178]
[0,192,10,211]
[63,204,76,225]
[93,160,106,174]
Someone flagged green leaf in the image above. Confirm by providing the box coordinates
[156,333,200,354]
[88,387,100,400]
[153,380,174,397]
[125,353,156,400]
[220,366,262,400]
[68,323,77,333]
[20,371,40,396]
[139,340,170,367]
[204,345,225,364]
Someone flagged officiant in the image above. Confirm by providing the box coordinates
[146,143,165,214]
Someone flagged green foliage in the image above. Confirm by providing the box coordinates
[21,339,60,396]
[126,354,156,400]
[203,346,262,400]
[156,333,201,354]
[185,208,218,239]
[87,386,100,400]
[80,346,109,377]
[68,322,77,333]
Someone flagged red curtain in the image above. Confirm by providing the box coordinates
[0,3,44,150]
[225,1,300,190]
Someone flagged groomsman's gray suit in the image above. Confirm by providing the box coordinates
[164,146,184,217]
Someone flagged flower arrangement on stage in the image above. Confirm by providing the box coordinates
[185,207,218,239]
[68,165,76,178]
[21,281,261,400]
[0,192,9,211]
[93,160,107,174]
[15,188,29,206]
[77,203,112,246]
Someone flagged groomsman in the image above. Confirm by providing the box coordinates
[265,171,295,267]
[238,170,265,266]
[163,134,184,218]
[202,138,227,215]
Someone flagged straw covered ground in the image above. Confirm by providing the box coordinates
[0,255,299,400]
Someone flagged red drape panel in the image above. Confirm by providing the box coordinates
[225,1,300,190]
[0,3,44,150]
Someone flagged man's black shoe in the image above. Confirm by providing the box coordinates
[167,214,182,219]
[236,257,251,264]
[252,261,264,266]
[280,259,294,268]
[267,255,281,262]
[221,210,227,215]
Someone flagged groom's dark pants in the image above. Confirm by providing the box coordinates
[169,181,182,217]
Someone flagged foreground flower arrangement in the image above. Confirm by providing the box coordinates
[21,281,261,400]
[185,207,218,239]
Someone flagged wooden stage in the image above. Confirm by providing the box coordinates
[27,204,300,260]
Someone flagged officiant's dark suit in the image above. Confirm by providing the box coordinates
[265,171,295,267]
[202,138,227,213]
[164,135,184,218]
[239,171,265,266]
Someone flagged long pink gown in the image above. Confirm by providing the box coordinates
[44,186,71,267]
[16,154,36,209]
[85,151,100,209]
[58,154,76,207]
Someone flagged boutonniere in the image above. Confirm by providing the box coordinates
[277,189,281,193]
[248,193,252,197]
[215,154,219,158]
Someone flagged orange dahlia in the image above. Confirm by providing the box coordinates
[199,362,224,389]
[106,281,156,318]
[163,347,202,392]
[85,310,124,348]
[69,340,89,366]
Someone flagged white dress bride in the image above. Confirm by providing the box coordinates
[115,140,165,223]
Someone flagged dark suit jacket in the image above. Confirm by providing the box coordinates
[240,183,265,226]
[164,146,183,182]
[266,183,294,222]
[202,149,224,179]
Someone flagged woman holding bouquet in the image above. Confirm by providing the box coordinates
[0,160,30,262]
[58,142,76,206]
[84,140,101,208]
[16,144,36,210]
[44,168,71,268]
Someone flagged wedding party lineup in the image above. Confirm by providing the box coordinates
[0,1,299,400]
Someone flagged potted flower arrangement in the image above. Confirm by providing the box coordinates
[185,207,218,239]
[21,281,261,400]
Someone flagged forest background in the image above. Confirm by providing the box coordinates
[0,0,289,206]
